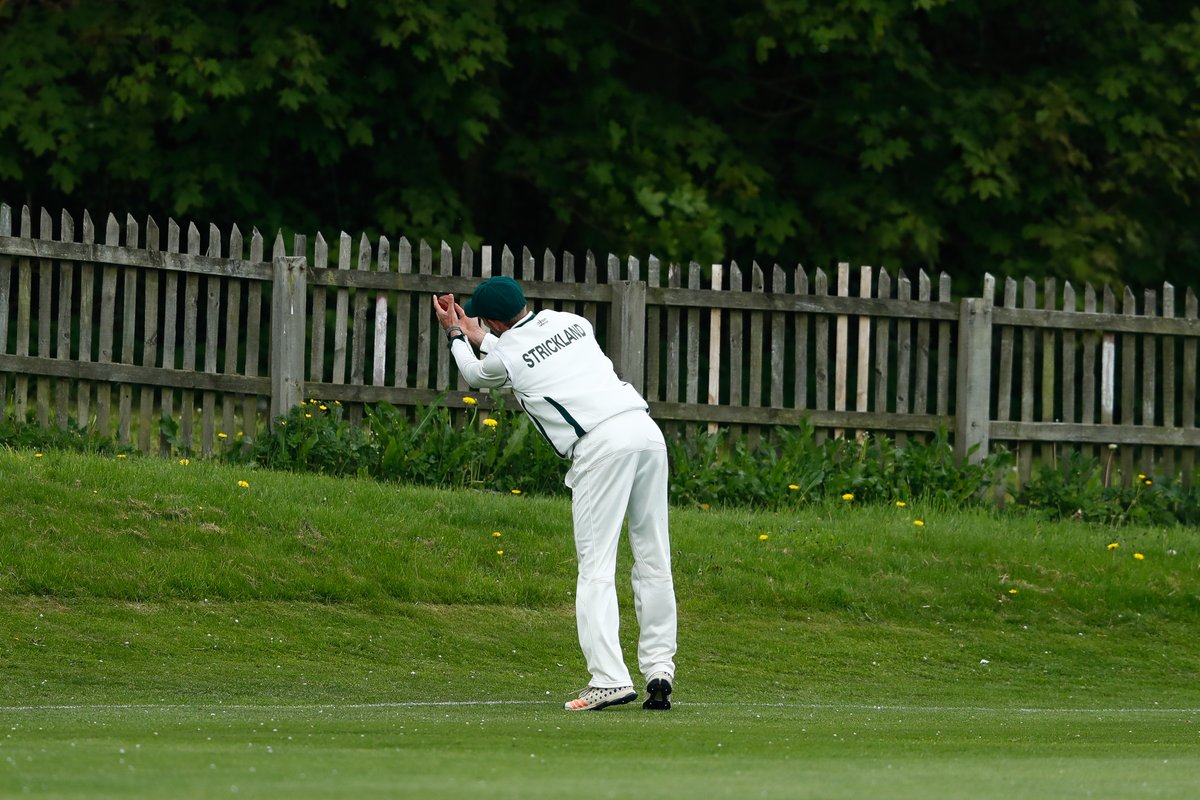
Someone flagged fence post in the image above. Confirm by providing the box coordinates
[270,256,307,427]
[955,296,992,464]
[609,279,647,394]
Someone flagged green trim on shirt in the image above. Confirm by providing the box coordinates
[543,396,587,438]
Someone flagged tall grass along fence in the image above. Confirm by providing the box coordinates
[0,202,1197,490]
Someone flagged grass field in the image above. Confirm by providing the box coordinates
[2,448,1199,798]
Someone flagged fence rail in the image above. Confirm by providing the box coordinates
[1,203,1197,489]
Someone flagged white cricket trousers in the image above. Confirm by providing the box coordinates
[564,409,677,688]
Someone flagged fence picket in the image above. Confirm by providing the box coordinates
[936,273,952,416]
[1162,283,1177,477]
[728,262,744,439]
[1040,277,1057,466]
[350,234,371,428]
[15,207,32,422]
[685,263,700,410]
[1101,286,1116,427]
[873,269,891,415]
[56,210,75,429]
[857,266,872,424]
[332,232,352,386]
[36,209,54,427]
[1061,282,1077,431]
[996,278,1016,424]
[707,263,724,434]
[95,214,121,439]
[1120,287,1137,484]
[139,217,160,452]
[310,233,328,384]
[416,241,433,390]
[793,266,808,412]
[560,250,574,314]
[1081,283,1098,462]
[0,204,10,422]
[914,270,931,418]
[813,267,829,442]
[583,251,598,330]
[437,242,454,393]
[833,263,848,438]
[1141,288,1158,475]
[242,230,264,444]
[501,244,514,278]
[541,249,556,310]
[663,262,681,404]
[158,219,178,453]
[117,215,139,444]
[1016,278,1037,485]
[647,256,662,402]
[393,237,411,389]
[1182,289,1197,486]
[373,236,390,388]
[894,270,911,446]
[222,225,243,443]
[770,264,786,410]
[198,226,221,453]
[179,223,201,453]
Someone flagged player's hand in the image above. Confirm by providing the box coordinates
[454,303,486,346]
[432,294,459,330]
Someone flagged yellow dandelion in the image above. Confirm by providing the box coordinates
[496,550,504,556]
[179,458,190,466]
[463,397,478,406]
[238,480,250,488]
[1008,589,1018,595]
[319,404,327,411]
[1144,480,1152,486]
[787,484,799,491]
[1138,473,1146,480]
[1107,542,1119,550]
[511,489,522,495]
[1133,553,1145,560]
[759,534,769,541]
[913,520,925,527]
[842,493,854,501]
[116,454,127,459]
[34,453,43,458]
[493,531,502,538]
[305,413,312,419]
[895,501,907,507]
[483,418,499,428]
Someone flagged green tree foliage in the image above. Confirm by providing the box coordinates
[1,0,1198,291]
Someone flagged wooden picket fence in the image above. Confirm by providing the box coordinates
[1,203,1197,489]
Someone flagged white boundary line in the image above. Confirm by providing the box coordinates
[2,702,1197,714]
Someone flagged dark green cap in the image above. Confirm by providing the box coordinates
[464,276,526,321]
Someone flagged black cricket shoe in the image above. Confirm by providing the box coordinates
[643,672,673,710]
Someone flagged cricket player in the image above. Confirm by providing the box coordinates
[433,276,677,711]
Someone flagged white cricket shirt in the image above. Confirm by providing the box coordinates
[449,309,647,458]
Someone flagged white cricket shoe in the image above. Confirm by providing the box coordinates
[563,685,637,711]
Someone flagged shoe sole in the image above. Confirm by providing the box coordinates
[642,677,672,710]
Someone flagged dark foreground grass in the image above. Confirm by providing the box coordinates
[5,702,1199,800]
[2,448,1199,798]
